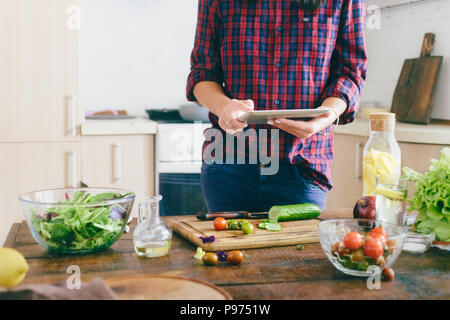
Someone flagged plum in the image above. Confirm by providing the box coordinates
[353,196,376,220]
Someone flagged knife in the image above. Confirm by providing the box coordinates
[196,211,269,220]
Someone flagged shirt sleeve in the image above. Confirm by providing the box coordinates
[186,0,223,102]
[321,0,368,125]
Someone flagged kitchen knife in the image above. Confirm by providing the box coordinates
[196,211,268,220]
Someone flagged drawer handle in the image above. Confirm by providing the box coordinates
[68,94,77,136]
[113,143,122,183]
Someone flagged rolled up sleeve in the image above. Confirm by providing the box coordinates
[321,0,368,125]
[186,0,223,102]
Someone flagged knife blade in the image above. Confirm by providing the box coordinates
[196,211,269,220]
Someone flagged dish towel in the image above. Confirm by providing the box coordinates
[0,277,118,300]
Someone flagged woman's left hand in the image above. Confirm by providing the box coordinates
[267,106,339,139]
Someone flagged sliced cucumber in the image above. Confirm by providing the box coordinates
[268,203,321,222]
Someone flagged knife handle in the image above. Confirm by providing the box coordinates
[196,211,249,220]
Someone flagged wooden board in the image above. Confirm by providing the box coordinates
[169,217,320,251]
[105,275,232,300]
[391,33,443,124]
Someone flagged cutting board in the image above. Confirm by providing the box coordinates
[391,33,443,124]
[105,275,232,300]
[169,216,320,251]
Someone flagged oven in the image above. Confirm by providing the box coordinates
[155,122,211,216]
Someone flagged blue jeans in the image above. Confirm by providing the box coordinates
[201,162,327,212]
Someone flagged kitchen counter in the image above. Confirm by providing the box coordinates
[80,117,158,136]
[335,118,450,145]
[4,209,450,300]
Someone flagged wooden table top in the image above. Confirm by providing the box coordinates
[3,209,450,300]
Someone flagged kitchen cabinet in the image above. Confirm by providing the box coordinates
[0,142,81,244]
[0,0,81,142]
[326,133,448,210]
[326,134,366,210]
[81,135,155,216]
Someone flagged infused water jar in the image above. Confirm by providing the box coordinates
[133,195,172,258]
[362,113,401,196]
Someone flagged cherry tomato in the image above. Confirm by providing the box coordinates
[364,238,384,258]
[213,217,227,230]
[227,250,244,265]
[382,267,395,281]
[368,227,387,244]
[343,232,363,250]
[202,252,218,266]
[241,222,254,235]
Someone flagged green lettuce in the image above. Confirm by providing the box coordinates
[402,147,450,241]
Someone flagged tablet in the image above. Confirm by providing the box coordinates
[237,108,330,124]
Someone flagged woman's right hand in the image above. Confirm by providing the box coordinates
[217,99,254,134]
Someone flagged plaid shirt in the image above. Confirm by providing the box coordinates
[186,0,368,190]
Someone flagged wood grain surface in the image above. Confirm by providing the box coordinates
[391,33,443,124]
[3,209,450,300]
[169,217,320,251]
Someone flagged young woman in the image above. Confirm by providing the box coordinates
[187,0,367,212]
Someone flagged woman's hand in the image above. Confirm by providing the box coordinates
[217,99,254,135]
[267,106,339,139]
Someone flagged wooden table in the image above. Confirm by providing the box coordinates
[3,209,450,300]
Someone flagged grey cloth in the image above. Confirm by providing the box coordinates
[0,277,118,300]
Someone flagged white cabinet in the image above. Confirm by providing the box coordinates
[81,135,155,216]
[0,142,81,244]
[0,0,81,142]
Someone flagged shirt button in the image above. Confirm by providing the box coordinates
[303,17,310,22]
[274,99,280,105]
[275,62,282,68]
[276,26,283,32]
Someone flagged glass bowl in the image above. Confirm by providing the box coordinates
[318,219,408,277]
[20,188,136,255]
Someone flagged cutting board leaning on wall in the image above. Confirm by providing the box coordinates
[391,33,443,124]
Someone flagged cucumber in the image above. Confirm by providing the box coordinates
[268,203,321,222]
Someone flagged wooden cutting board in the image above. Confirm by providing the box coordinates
[169,216,320,251]
[105,275,232,300]
[391,33,443,124]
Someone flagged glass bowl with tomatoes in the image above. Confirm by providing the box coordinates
[318,219,408,277]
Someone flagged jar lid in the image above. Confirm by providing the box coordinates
[369,112,396,132]
[369,112,396,120]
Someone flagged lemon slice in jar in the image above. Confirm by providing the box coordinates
[375,186,406,201]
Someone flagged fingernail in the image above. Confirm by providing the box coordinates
[275,120,281,124]
[267,121,273,125]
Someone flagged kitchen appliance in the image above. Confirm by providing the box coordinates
[169,216,320,251]
[391,33,443,124]
[178,102,210,122]
[155,122,211,216]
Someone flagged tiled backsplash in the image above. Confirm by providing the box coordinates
[363,0,450,120]
[83,0,449,120]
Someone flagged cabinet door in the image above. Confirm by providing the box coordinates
[0,0,81,142]
[326,135,366,210]
[81,135,155,216]
[0,142,81,245]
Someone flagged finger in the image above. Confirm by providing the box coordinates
[241,99,255,110]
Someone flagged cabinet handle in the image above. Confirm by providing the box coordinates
[69,150,78,188]
[355,143,363,181]
[113,143,122,183]
[68,94,77,136]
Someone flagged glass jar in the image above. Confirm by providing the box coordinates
[133,195,172,258]
[362,113,401,196]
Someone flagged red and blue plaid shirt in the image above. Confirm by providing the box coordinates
[187,0,368,190]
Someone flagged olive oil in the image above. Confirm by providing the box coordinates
[133,240,172,258]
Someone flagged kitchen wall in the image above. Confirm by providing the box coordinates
[82,0,198,116]
[83,0,450,120]
[364,0,450,120]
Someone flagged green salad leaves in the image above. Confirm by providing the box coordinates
[402,147,450,241]
[31,191,134,252]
